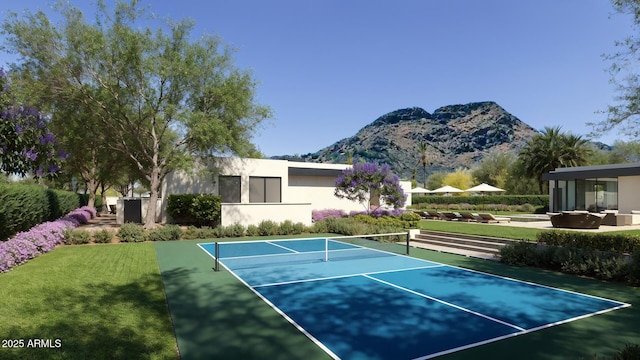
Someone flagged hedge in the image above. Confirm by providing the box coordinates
[411,195,548,207]
[0,183,81,241]
[166,194,221,227]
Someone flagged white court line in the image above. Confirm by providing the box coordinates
[363,274,526,332]
[253,264,445,288]
[265,240,300,253]
[197,239,632,360]
[411,299,632,360]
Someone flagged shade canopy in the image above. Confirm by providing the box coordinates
[431,185,463,195]
[465,183,505,193]
[407,186,432,194]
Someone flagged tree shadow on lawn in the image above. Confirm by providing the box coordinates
[0,273,177,360]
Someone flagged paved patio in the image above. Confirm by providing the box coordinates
[492,217,640,232]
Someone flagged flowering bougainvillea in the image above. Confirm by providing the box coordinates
[0,206,96,272]
[334,162,406,213]
[0,67,68,178]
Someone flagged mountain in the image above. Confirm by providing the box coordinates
[276,101,539,178]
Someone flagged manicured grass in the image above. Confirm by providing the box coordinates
[418,220,544,240]
[418,219,640,240]
[0,243,177,360]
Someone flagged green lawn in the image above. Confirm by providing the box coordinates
[418,219,640,240]
[418,220,544,240]
[0,243,177,360]
[1,234,639,360]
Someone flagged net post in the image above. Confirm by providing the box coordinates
[214,242,220,272]
[405,232,410,255]
[325,237,329,262]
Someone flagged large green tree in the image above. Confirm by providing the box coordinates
[590,0,640,141]
[518,126,592,193]
[471,150,517,190]
[2,1,270,227]
[415,141,429,188]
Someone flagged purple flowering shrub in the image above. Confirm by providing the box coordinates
[312,209,347,222]
[334,162,406,214]
[348,208,405,218]
[0,206,96,272]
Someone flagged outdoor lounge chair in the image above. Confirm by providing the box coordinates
[458,212,479,222]
[441,212,461,221]
[477,213,511,223]
[425,210,441,220]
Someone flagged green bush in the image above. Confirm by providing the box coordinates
[258,220,278,236]
[400,211,421,222]
[117,223,146,242]
[246,224,259,236]
[166,194,199,224]
[93,229,114,244]
[46,189,80,221]
[499,241,540,266]
[166,194,222,227]
[148,225,183,241]
[311,221,329,234]
[223,223,245,237]
[279,220,295,235]
[412,194,548,207]
[64,229,92,245]
[537,230,640,253]
[0,183,49,240]
[517,203,535,213]
[182,226,218,240]
[612,343,640,360]
[192,195,221,227]
[292,222,307,234]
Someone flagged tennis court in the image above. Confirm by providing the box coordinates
[198,234,630,360]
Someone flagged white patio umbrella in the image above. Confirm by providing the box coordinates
[465,183,505,209]
[407,186,432,194]
[431,185,463,196]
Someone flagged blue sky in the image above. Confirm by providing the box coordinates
[0,0,635,157]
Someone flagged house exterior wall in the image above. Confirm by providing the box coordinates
[288,175,363,213]
[160,157,411,226]
[618,175,640,213]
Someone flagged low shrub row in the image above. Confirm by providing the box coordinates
[412,195,549,207]
[537,230,640,254]
[0,206,97,272]
[0,183,82,240]
[500,241,640,285]
[312,208,417,223]
[410,202,544,213]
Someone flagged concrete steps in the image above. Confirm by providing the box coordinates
[411,230,521,260]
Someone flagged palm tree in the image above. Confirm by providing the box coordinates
[519,126,592,193]
[416,141,429,188]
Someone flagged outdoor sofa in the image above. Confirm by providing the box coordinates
[547,211,605,229]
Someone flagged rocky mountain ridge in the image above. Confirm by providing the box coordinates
[276,101,540,179]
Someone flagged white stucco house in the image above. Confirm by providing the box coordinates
[155,157,411,226]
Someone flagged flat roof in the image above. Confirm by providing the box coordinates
[543,162,640,180]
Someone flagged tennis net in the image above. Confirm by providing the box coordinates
[208,232,410,271]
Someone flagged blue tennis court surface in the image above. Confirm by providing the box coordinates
[198,237,630,359]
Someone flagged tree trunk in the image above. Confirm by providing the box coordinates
[144,166,161,229]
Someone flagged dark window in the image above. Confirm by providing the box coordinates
[219,176,241,203]
[249,177,281,203]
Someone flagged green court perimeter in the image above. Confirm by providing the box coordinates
[155,236,639,360]
[0,236,637,360]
